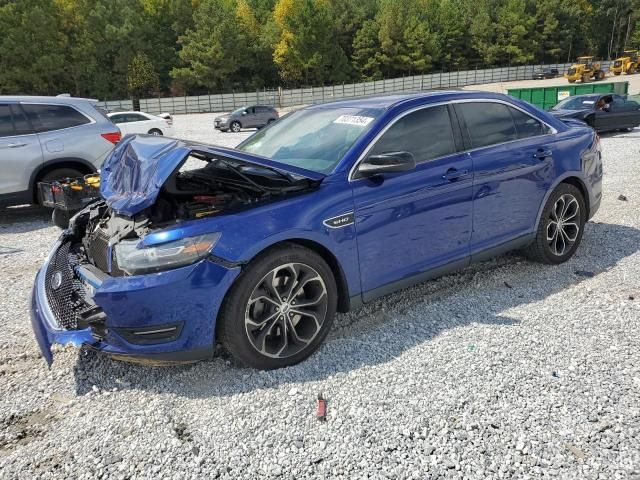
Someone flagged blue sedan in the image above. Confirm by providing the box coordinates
[31,91,603,369]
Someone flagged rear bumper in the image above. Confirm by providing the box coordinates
[30,239,241,366]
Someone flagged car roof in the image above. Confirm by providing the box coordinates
[306,90,517,110]
[0,95,99,105]
[563,94,603,101]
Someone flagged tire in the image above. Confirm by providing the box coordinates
[267,118,276,124]
[36,167,84,205]
[596,70,605,80]
[582,74,590,83]
[218,244,337,369]
[523,183,586,265]
[230,121,241,133]
[629,65,636,75]
[220,129,228,133]
[568,79,576,83]
[52,208,75,229]
[614,71,621,76]
[148,128,163,136]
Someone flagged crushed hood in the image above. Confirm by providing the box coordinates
[100,135,325,217]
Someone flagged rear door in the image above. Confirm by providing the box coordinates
[21,103,93,162]
[0,103,43,196]
[455,101,556,254]
[352,104,474,299]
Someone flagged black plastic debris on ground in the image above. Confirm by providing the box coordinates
[575,270,595,278]
[618,194,628,201]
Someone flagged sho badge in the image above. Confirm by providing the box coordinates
[323,212,354,229]
[51,271,63,290]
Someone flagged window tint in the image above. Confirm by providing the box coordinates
[370,105,456,163]
[458,103,517,148]
[509,107,549,138]
[256,106,269,113]
[0,105,13,137]
[22,104,90,133]
[125,114,146,122]
[0,104,33,137]
[10,105,32,135]
[109,114,126,124]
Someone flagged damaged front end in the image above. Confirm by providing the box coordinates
[31,135,323,365]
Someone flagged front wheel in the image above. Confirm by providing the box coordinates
[230,121,242,133]
[218,244,337,369]
[523,183,586,264]
[148,128,163,136]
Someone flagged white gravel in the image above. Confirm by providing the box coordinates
[0,121,639,479]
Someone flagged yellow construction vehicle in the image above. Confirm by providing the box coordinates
[564,56,606,83]
[610,50,639,75]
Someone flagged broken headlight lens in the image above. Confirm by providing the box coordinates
[114,233,221,275]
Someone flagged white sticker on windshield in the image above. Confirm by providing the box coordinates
[333,115,374,126]
[582,101,595,105]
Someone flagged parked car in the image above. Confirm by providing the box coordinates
[214,105,278,132]
[0,96,121,208]
[31,91,602,370]
[107,111,174,136]
[533,68,560,79]
[549,93,640,132]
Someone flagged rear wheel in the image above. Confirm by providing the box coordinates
[218,244,337,369]
[596,70,605,80]
[523,183,586,264]
[148,128,163,136]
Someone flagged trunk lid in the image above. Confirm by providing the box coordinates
[100,135,325,217]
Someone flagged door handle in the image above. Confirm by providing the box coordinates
[442,168,469,181]
[7,143,27,148]
[533,149,552,160]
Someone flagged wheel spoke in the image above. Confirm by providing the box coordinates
[292,290,326,308]
[546,221,558,242]
[290,308,321,332]
[562,222,580,241]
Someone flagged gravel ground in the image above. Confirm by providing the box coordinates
[0,119,639,479]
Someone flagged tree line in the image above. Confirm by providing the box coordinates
[1,0,639,100]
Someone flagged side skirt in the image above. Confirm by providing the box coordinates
[350,233,535,310]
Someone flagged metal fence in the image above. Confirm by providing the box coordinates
[99,61,615,115]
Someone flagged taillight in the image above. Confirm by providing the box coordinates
[101,132,121,144]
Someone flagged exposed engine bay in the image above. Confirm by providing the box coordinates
[67,150,318,276]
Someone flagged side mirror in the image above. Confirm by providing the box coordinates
[357,151,416,176]
[242,110,247,115]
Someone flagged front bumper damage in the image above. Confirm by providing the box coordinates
[30,237,241,366]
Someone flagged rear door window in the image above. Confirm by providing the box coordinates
[370,105,457,163]
[22,104,91,133]
[457,103,518,148]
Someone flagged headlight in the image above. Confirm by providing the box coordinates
[114,233,221,275]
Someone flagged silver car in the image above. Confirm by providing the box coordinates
[214,105,279,132]
[0,96,121,207]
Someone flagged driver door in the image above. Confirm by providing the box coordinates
[351,105,473,300]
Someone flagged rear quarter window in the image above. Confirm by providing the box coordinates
[21,104,91,133]
[509,107,550,138]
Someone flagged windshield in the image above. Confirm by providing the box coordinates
[553,97,596,111]
[231,107,246,115]
[236,107,383,173]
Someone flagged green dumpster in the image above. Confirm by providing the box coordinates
[508,81,629,110]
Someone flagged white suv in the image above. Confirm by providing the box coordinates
[0,96,121,207]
